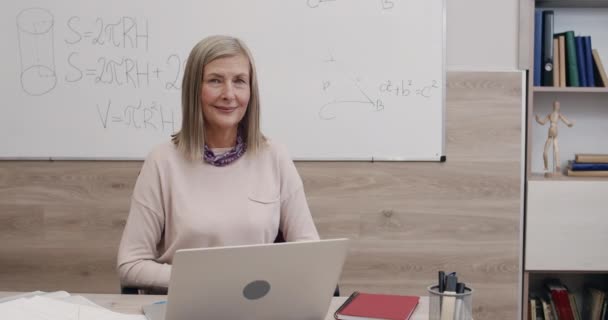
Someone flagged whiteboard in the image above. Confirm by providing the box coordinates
[0,0,445,160]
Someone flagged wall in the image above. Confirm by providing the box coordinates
[0,71,523,319]
[448,0,520,70]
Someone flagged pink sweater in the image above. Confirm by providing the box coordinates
[117,140,319,289]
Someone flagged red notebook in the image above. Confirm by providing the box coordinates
[334,292,420,320]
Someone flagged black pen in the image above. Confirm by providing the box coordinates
[438,271,445,292]
[456,282,465,294]
[455,282,466,320]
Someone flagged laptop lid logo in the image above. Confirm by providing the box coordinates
[243,280,271,300]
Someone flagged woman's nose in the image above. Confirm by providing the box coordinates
[221,82,236,99]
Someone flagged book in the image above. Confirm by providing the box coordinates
[334,292,419,320]
[567,168,608,177]
[545,280,575,320]
[568,293,581,320]
[584,287,605,320]
[531,297,538,320]
[575,36,587,87]
[575,154,608,163]
[549,295,559,320]
[570,161,608,171]
[542,11,555,86]
[592,49,608,88]
[534,9,543,86]
[534,296,545,320]
[563,31,580,87]
[553,37,560,87]
[541,297,555,320]
[558,35,566,87]
[584,36,595,87]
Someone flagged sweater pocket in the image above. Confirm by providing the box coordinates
[246,170,280,219]
[247,193,280,236]
[247,194,280,204]
[247,182,280,204]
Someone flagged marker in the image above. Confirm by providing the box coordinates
[455,282,465,320]
[440,274,457,320]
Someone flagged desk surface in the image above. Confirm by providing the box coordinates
[0,291,429,319]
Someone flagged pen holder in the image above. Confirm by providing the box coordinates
[427,285,473,320]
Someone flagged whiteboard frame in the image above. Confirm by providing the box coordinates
[441,0,447,161]
[2,0,447,162]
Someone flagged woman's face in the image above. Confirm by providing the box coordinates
[201,54,251,134]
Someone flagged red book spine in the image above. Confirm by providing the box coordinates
[550,290,574,320]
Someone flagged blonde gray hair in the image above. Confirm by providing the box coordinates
[172,35,265,161]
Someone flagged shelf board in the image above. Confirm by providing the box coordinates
[526,269,608,274]
[534,86,608,93]
[529,172,608,181]
[536,0,608,8]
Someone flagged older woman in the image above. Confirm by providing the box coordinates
[117,35,319,290]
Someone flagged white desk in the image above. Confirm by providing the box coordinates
[0,292,429,319]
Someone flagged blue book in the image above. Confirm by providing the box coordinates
[534,10,543,86]
[584,36,596,87]
[576,36,588,87]
[571,162,608,171]
[541,11,555,86]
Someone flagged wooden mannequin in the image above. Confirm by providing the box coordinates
[535,100,574,175]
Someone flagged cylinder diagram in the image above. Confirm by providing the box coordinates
[16,8,57,96]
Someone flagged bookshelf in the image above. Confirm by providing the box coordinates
[526,5,608,175]
[525,273,608,320]
[523,1,608,319]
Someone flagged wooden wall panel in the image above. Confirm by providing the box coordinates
[0,72,523,319]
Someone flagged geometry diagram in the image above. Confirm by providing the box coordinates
[318,50,383,120]
[16,8,57,96]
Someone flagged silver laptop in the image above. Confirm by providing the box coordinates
[143,238,349,320]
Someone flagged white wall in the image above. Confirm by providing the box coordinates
[447,0,520,70]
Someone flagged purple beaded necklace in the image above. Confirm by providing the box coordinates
[202,132,247,167]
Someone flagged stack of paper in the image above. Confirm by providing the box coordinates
[0,292,146,320]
